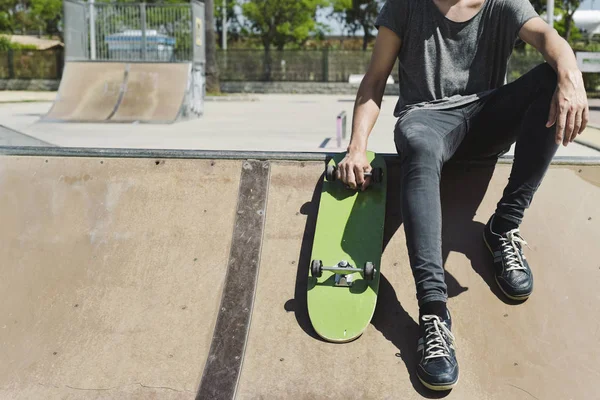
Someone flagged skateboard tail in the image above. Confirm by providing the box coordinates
[309,295,380,343]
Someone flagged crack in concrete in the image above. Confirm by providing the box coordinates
[508,384,540,400]
[63,383,193,393]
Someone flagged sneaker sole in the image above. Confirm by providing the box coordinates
[482,231,531,301]
[418,375,459,391]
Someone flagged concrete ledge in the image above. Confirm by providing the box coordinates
[220,81,400,95]
[1,146,599,166]
[205,94,259,102]
[0,79,60,91]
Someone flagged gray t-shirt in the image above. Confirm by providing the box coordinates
[375,0,539,117]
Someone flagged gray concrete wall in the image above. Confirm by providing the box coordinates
[220,81,400,95]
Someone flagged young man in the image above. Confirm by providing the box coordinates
[337,0,589,392]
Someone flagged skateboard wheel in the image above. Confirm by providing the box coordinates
[311,260,323,278]
[364,262,375,281]
[371,168,383,184]
[325,165,337,182]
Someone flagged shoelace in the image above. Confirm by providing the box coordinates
[500,229,529,272]
[422,315,455,360]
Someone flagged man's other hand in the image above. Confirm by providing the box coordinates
[546,69,589,146]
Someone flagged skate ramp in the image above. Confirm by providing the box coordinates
[0,150,599,399]
[44,62,202,123]
[236,160,600,400]
[44,62,126,121]
[111,63,192,123]
[0,156,241,399]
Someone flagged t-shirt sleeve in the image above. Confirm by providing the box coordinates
[501,0,540,38]
[375,0,410,40]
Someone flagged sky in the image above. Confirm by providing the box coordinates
[580,0,600,9]
[316,6,345,36]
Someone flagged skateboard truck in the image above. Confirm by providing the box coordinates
[310,259,375,287]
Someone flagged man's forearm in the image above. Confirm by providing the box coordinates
[539,29,581,81]
[347,76,387,154]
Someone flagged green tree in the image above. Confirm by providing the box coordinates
[0,0,62,36]
[214,0,242,48]
[556,0,582,43]
[30,0,62,36]
[529,0,582,43]
[332,0,383,50]
[242,0,328,79]
[0,0,17,33]
[242,0,328,51]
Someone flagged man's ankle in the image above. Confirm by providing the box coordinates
[491,214,519,234]
[419,301,447,319]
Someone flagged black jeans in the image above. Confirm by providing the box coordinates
[394,63,559,307]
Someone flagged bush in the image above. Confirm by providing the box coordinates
[0,35,39,51]
[0,47,63,79]
[0,36,11,51]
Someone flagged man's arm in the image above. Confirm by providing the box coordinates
[337,26,402,190]
[519,17,589,146]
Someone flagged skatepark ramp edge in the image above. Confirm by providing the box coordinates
[2,146,600,164]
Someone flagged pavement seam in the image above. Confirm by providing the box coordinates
[197,160,270,400]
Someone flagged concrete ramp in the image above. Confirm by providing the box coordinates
[44,62,126,121]
[1,149,599,399]
[44,62,203,123]
[111,63,193,123]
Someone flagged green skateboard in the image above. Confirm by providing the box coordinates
[307,151,387,343]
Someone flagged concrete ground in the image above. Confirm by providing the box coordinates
[0,155,599,399]
[0,91,56,103]
[0,92,599,157]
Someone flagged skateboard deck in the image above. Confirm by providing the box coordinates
[307,151,387,343]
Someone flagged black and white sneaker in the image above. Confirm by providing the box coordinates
[483,215,533,300]
[417,310,459,391]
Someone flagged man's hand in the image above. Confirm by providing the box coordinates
[518,17,589,147]
[546,69,589,146]
[337,151,372,191]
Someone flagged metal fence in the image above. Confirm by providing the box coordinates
[64,0,200,63]
[217,49,547,83]
[0,49,64,79]
[91,3,193,62]
[0,48,582,88]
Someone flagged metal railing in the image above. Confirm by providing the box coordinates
[91,3,193,62]
[64,0,200,63]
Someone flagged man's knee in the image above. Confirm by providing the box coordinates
[395,121,445,162]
